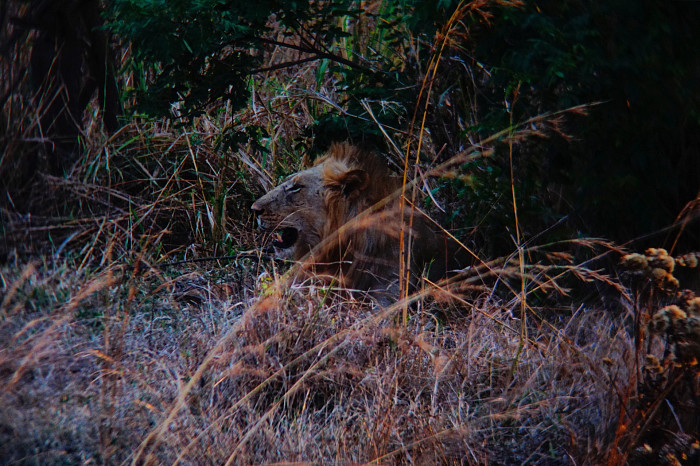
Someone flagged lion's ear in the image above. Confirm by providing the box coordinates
[337,169,369,197]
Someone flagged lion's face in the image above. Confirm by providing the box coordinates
[251,164,328,260]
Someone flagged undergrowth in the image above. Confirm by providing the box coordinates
[1,1,699,464]
[2,244,698,463]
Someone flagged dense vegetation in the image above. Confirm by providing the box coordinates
[1,0,698,464]
[106,0,700,249]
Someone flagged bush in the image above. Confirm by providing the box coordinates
[471,0,700,245]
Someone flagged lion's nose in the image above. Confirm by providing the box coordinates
[251,200,263,214]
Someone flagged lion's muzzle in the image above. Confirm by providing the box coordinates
[251,200,301,255]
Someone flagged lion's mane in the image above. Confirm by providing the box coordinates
[317,143,404,292]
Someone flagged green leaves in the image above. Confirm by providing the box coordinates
[109,0,264,119]
[108,0,365,149]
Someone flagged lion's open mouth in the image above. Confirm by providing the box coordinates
[272,227,299,250]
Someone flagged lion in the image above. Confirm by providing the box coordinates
[251,142,468,301]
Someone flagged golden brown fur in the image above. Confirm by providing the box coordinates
[251,143,467,301]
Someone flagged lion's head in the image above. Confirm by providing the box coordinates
[252,142,466,297]
[251,162,327,261]
[251,143,399,259]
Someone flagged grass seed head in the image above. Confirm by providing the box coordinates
[620,253,648,270]
[687,297,700,317]
[644,354,664,374]
[650,267,667,282]
[676,252,698,268]
[651,305,686,333]
[646,248,675,273]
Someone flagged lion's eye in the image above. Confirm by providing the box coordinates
[288,183,303,193]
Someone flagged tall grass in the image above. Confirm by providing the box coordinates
[1,1,698,464]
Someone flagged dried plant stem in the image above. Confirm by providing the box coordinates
[399,0,469,323]
[507,83,527,373]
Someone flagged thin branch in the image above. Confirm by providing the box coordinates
[254,36,371,72]
[250,55,321,75]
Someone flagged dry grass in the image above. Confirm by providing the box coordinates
[2,2,699,464]
[0,250,634,464]
[3,235,698,464]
